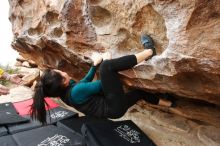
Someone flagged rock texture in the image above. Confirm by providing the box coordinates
[140,99,220,128]
[18,67,40,86]
[9,0,220,105]
[0,86,33,103]
[55,98,220,146]
[120,103,220,146]
[9,0,220,145]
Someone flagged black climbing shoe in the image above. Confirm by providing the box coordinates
[140,34,156,60]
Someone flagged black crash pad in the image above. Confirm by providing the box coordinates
[0,102,29,126]
[8,115,42,134]
[0,102,17,114]
[0,111,29,126]
[81,120,156,146]
[0,135,18,146]
[8,107,78,134]
[13,125,85,146]
[57,116,110,134]
[0,126,8,137]
[46,106,78,124]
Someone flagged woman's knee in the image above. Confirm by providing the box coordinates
[100,60,112,72]
[108,108,126,119]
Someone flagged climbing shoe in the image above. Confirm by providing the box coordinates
[140,34,156,60]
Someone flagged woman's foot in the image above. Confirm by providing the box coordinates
[140,34,156,60]
[158,98,176,107]
[102,52,112,60]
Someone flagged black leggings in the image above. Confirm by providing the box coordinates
[99,55,159,118]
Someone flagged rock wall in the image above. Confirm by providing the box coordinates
[8,0,220,145]
[9,0,220,105]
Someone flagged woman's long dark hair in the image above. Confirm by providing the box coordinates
[30,69,66,124]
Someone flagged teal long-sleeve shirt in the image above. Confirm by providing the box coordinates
[69,66,102,104]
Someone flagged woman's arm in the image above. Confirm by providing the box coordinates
[79,52,103,83]
[79,66,97,83]
[70,80,102,104]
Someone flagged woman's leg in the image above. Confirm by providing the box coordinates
[135,49,153,63]
[100,50,153,96]
[100,51,154,118]
[99,55,136,118]
[125,89,160,108]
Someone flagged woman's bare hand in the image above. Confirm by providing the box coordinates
[91,52,103,66]
[102,52,112,60]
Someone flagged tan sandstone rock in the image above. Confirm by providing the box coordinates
[15,61,22,67]
[9,0,220,105]
[0,86,33,103]
[22,61,31,68]
[141,99,220,128]
[17,67,40,86]
[8,0,220,145]
[119,104,220,146]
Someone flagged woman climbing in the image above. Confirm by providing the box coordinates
[31,35,175,124]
